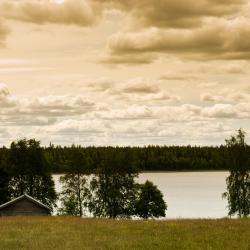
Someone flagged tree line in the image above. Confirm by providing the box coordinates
[0,129,249,218]
[29,145,250,173]
[0,144,249,173]
[0,139,166,219]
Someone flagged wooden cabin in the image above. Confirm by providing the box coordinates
[0,194,51,216]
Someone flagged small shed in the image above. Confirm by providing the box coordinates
[0,194,51,216]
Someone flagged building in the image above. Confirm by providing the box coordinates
[0,194,51,216]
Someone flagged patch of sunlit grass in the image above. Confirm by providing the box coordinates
[0,217,249,250]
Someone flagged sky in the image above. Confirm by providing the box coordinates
[0,0,250,146]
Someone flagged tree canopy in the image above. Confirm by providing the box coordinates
[58,145,91,216]
[135,181,167,219]
[87,148,138,218]
[223,129,250,217]
[7,138,57,210]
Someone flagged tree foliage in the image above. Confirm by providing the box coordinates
[3,136,246,218]
[58,145,90,216]
[0,167,10,205]
[7,138,57,210]
[58,174,89,216]
[87,148,138,218]
[44,145,232,173]
[0,144,247,173]
[223,129,250,217]
[135,181,167,219]
[0,147,10,205]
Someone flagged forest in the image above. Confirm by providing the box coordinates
[0,129,250,218]
[0,144,248,173]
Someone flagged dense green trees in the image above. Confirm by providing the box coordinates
[44,145,231,173]
[223,129,250,217]
[1,139,169,218]
[58,148,167,219]
[7,139,57,210]
[1,132,250,219]
[1,144,247,173]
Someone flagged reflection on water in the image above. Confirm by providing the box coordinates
[53,171,229,219]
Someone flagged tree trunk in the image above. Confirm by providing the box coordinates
[77,172,82,217]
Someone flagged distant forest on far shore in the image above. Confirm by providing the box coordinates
[2,144,250,173]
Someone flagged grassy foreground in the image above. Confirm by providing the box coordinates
[0,217,249,250]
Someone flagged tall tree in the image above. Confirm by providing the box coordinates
[223,129,250,217]
[58,145,90,216]
[87,148,138,218]
[7,138,57,210]
[58,173,89,216]
[0,147,10,205]
[135,181,167,219]
[0,167,10,205]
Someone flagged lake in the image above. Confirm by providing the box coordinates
[53,171,229,219]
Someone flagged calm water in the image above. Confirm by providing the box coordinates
[53,171,229,219]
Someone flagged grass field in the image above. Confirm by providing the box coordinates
[0,217,249,250]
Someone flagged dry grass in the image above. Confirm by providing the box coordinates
[0,217,249,250]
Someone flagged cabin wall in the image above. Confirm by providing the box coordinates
[0,199,50,216]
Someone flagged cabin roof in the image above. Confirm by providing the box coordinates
[0,194,50,211]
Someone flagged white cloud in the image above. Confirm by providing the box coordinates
[122,78,159,94]
[202,103,250,118]
[200,90,250,103]
[88,77,181,103]
[0,82,249,146]
[38,119,107,134]
[96,105,154,120]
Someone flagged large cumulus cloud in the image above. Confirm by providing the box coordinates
[0,0,247,30]
[1,0,249,64]
[94,0,247,28]
[105,17,250,63]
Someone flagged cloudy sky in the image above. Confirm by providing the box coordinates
[0,0,250,146]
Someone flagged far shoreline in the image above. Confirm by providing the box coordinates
[52,170,229,175]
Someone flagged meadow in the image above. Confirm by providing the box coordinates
[0,217,249,250]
